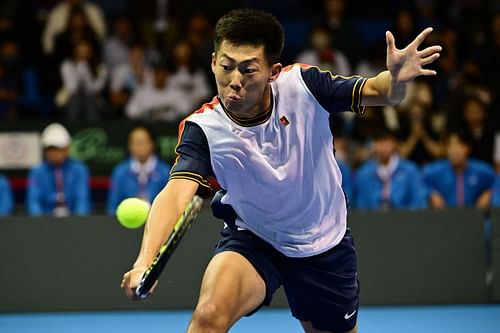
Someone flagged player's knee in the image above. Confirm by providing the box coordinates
[191,301,231,331]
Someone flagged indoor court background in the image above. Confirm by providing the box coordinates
[1,0,500,332]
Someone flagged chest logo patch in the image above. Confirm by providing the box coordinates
[279,115,290,127]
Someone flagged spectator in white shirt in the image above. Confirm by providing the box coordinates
[295,24,351,76]
[109,41,153,114]
[168,39,212,114]
[125,59,189,122]
[58,39,108,121]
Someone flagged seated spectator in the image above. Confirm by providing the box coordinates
[461,96,495,165]
[0,172,13,215]
[422,131,495,209]
[493,174,500,207]
[320,0,363,68]
[332,135,354,202]
[27,123,91,216]
[338,158,353,205]
[103,16,135,72]
[398,103,444,166]
[57,39,108,121]
[109,42,153,113]
[295,24,351,76]
[0,39,22,119]
[52,4,102,67]
[107,125,170,215]
[42,0,106,56]
[354,129,427,210]
[125,59,190,122]
[168,39,211,114]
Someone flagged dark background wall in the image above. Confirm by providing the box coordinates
[1,208,496,312]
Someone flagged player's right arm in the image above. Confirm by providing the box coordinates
[121,178,199,299]
[122,118,214,299]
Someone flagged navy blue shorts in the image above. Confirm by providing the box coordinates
[213,227,359,332]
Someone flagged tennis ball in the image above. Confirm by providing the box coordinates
[116,198,150,229]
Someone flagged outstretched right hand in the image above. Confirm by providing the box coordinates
[121,267,148,300]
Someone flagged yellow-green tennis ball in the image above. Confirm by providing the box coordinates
[116,198,150,229]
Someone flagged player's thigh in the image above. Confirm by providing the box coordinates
[300,321,357,333]
[196,250,266,323]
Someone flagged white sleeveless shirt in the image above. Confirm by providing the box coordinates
[186,64,366,257]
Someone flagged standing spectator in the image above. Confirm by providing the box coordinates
[42,0,106,56]
[422,131,495,209]
[296,24,351,76]
[125,59,190,121]
[354,129,427,210]
[57,39,108,121]
[27,123,91,216]
[0,172,13,215]
[107,125,170,215]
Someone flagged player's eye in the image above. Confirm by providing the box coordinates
[221,65,232,71]
[244,68,257,74]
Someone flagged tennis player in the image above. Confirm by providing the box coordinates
[122,9,441,333]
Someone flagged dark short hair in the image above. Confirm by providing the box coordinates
[214,8,285,65]
[372,127,398,141]
[127,123,157,145]
[444,130,471,146]
[463,95,487,111]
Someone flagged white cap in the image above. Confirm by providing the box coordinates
[41,123,71,148]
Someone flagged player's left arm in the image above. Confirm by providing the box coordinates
[361,27,442,106]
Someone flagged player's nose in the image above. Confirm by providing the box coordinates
[229,72,243,91]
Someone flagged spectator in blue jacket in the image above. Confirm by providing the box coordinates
[422,131,495,209]
[354,129,427,210]
[338,159,353,205]
[493,174,500,207]
[27,123,91,216]
[0,173,13,215]
[106,125,171,215]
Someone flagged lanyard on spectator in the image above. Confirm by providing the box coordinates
[131,156,157,202]
[377,155,399,210]
[54,167,65,205]
[456,172,465,207]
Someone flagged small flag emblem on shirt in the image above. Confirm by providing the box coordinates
[280,115,290,126]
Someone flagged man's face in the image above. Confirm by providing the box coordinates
[447,135,469,167]
[128,128,154,163]
[45,147,69,166]
[464,100,485,126]
[373,137,397,163]
[211,41,280,115]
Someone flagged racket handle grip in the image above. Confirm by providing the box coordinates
[134,285,149,299]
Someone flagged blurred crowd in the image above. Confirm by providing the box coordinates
[0,0,499,216]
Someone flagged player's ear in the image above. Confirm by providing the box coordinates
[211,52,216,73]
[268,63,282,82]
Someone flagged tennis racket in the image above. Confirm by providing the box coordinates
[135,195,204,299]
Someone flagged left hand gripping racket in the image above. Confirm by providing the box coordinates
[135,195,204,299]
